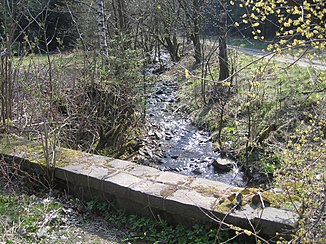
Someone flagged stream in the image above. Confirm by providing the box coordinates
[138,73,246,187]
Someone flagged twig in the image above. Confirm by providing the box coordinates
[283,47,309,70]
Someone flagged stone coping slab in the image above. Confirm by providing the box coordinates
[0,137,299,238]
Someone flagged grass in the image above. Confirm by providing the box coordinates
[2,42,324,242]
[0,188,63,242]
[14,51,83,66]
[227,37,269,50]
[177,46,325,185]
[227,37,326,60]
[0,174,127,243]
[174,47,325,242]
[203,36,269,50]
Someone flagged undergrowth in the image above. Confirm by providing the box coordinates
[0,187,63,242]
[178,48,325,187]
[87,198,244,244]
[175,45,326,242]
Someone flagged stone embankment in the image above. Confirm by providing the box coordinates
[1,137,299,238]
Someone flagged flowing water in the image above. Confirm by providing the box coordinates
[140,77,246,187]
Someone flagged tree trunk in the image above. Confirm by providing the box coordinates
[116,0,127,33]
[177,0,202,63]
[112,0,128,34]
[191,0,202,64]
[96,0,109,61]
[190,32,201,64]
[218,0,229,81]
[159,34,180,62]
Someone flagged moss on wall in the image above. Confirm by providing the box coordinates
[0,135,83,168]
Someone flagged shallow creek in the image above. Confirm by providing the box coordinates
[138,77,246,187]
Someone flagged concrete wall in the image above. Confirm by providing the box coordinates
[0,138,299,239]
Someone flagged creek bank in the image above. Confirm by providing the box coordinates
[189,104,277,187]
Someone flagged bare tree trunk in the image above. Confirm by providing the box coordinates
[218,0,229,81]
[96,0,109,62]
[178,0,202,64]
[116,0,127,33]
[0,0,17,124]
[191,0,202,64]
[159,34,180,62]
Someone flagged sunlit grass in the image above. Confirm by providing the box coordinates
[228,37,269,50]
[12,51,88,69]
[0,189,62,242]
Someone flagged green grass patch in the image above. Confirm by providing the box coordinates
[228,38,269,50]
[13,52,86,67]
[0,189,62,242]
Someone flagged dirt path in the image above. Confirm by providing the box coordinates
[229,45,326,71]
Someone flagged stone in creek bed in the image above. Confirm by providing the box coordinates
[165,135,173,140]
[201,157,215,165]
[212,158,234,172]
[156,89,164,95]
[157,159,164,164]
[251,194,261,205]
[192,168,202,175]
[154,131,162,139]
[171,155,179,159]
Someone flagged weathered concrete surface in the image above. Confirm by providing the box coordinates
[0,137,299,238]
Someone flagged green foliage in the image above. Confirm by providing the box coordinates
[0,190,62,241]
[123,216,218,243]
[108,36,145,82]
[102,207,233,243]
[0,174,234,243]
[239,0,325,50]
[276,118,325,243]
[87,198,110,213]
[180,44,324,188]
